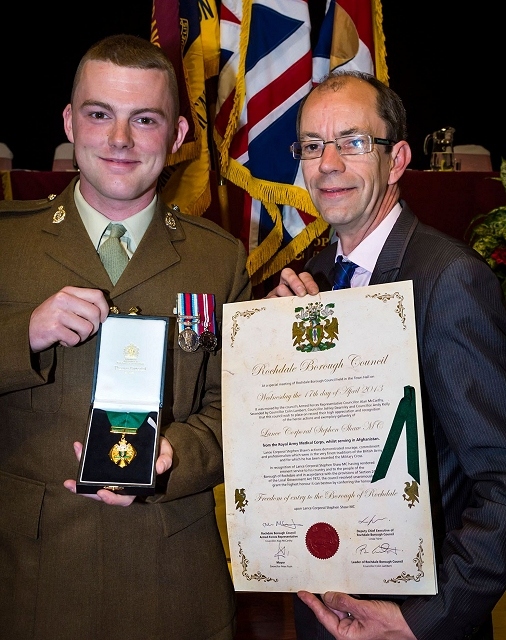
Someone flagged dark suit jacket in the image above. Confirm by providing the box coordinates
[305,203,506,640]
[0,178,251,640]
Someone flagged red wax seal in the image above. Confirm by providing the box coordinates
[305,522,340,560]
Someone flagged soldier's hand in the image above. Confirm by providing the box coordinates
[29,286,110,352]
[63,437,173,507]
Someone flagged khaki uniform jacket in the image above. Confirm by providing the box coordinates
[0,178,251,640]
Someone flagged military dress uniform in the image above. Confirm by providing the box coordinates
[0,177,251,640]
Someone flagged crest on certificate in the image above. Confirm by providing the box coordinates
[403,480,420,508]
[292,302,338,352]
[235,488,249,513]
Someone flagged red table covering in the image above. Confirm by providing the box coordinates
[2,169,505,245]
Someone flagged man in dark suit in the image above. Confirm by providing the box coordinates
[267,71,506,639]
[0,35,250,639]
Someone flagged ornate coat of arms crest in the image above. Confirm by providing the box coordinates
[292,301,338,352]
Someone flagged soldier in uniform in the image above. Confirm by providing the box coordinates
[0,34,250,640]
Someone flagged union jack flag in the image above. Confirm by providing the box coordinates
[214,0,387,285]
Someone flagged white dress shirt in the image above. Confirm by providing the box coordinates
[334,202,402,287]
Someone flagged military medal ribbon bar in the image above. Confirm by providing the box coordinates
[177,293,217,353]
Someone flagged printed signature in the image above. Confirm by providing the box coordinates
[262,519,303,530]
[356,543,399,555]
[358,514,388,526]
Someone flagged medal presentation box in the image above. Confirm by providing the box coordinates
[76,314,169,496]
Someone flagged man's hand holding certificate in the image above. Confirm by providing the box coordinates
[221,281,437,595]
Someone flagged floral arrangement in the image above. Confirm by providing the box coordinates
[468,158,506,295]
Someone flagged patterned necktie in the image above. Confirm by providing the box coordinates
[98,223,129,285]
[333,255,358,290]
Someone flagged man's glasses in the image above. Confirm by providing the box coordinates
[290,134,396,160]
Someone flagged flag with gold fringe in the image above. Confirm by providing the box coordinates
[151,0,220,216]
[0,171,12,200]
[214,0,388,285]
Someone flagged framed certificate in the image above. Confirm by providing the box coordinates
[221,281,437,595]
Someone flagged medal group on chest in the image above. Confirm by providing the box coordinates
[176,292,218,353]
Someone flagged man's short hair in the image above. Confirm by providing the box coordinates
[71,34,180,117]
[296,70,407,144]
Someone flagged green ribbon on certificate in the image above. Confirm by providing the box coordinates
[106,411,148,434]
[371,385,420,483]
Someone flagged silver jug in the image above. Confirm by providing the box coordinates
[423,127,455,171]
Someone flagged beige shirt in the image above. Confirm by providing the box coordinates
[74,181,156,257]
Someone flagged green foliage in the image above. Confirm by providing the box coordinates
[468,158,506,296]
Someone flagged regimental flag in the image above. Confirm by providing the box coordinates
[151,0,220,216]
[0,171,12,200]
[214,0,388,285]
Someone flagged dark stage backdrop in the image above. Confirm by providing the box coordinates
[0,1,503,172]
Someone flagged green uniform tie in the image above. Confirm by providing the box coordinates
[99,223,129,285]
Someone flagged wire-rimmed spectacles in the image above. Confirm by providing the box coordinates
[290,134,396,160]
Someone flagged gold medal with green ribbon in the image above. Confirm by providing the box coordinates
[107,411,147,468]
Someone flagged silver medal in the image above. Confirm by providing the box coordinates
[178,327,200,352]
